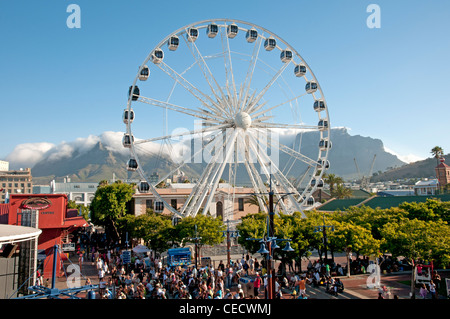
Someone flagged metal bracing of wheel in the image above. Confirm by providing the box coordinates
[123,19,331,219]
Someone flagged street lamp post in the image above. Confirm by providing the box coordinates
[220,219,240,267]
[188,225,202,269]
[313,213,335,264]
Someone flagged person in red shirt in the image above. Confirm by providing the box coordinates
[253,272,261,298]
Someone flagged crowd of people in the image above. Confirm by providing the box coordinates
[80,247,278,299]
[74,244,445,300]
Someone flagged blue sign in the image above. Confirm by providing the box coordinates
[122,250,131,264]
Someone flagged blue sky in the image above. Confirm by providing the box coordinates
[1,0,449,165]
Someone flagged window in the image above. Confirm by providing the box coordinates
[146,199,153,210]
[155,201,164,211]
[171,199,177,209]
[238,198,244,211]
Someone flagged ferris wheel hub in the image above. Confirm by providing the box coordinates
[234,111,252,129]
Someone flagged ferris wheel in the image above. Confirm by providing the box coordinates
[122,19,331,219]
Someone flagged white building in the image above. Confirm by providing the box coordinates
[50,178,98,206]
[0,160,9,171]
[414,179,439,196]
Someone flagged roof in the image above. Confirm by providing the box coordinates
[414,179,439,187]
[0,224,42,245]
[317,194,450,211]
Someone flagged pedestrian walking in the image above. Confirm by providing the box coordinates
[429,280,437,299]
[419,284,428,299]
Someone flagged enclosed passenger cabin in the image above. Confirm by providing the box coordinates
[305,81,318,94]
[246,28,258,43]
[123,109,134,124]
[139,65,150,81]
[311,178,324,188]
[318,119,329,130]
[207,23,219,38]
[167,36,179,51]
[313,100,326,112]
[317,159,330,170]
[122,133,134,148]
[152,49,164,64]
[319,139,332,150]
[128,86,140,101]
[280,49,293,63]
[138,181,150,193]
[187,27,199,42]
[264,37,276,51]
[294,64,307,77]
[227,23,238,38]
[127,159,138,171]
[306,197,315,206]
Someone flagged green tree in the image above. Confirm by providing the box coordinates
[67,200,90,221]
[90,181,135,242]
[330,221,381,276]
[399,199,450,223]
[245,195,268,212]
[176,214,225,247]
[380,218,450,268]
[333,184,353,199]
[323,173,343,195]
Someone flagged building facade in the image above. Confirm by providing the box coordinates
[414,179,439,196]
[435,157,450,188]
[133,183,260,221]
[50,179,98,206]
[0,168,33,203]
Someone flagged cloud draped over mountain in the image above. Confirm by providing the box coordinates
[3,127,411,186]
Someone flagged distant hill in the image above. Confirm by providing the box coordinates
[29,128,407,185]
[371,154,449,182]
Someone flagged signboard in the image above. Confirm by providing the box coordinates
[62,243,76,252]
[122,250,131,264]
[21,197,52,210]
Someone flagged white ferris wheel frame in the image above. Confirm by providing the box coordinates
[124,19,331,219]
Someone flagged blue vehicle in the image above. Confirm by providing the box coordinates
[167,248,191,267]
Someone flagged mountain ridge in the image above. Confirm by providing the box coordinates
[22,128,411,185]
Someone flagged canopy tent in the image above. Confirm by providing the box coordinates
[132,244,151,254]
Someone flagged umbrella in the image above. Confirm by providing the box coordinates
[132,244,150,254]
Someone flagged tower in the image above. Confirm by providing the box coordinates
[435,157,450,188]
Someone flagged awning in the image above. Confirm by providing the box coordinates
[0,224,42,245]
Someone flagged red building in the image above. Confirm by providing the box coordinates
[435,157,450,188]
[6,194,88,278]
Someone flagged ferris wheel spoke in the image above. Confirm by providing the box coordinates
[238,35,263,113]
[181,129,230,217]
[133,123,231,145]
[246,138,291,213]
[156,61,227,118]
[245,61,291,114]
[247,132,303,211]
[239,136,268,213]
[182,32,233,117]
[137,95,218,121]
[197,129,239,216]
[253,122,319,130]
[249,92,308,118]
[220,24,239,114]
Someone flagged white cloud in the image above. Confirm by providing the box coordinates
[383,147,425,164]
[5,142,55,169]
[4,131,192,169]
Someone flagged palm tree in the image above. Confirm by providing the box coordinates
[334,184,353,199]
[245,194,268,212]
[431,146,444,166]
[323,173,344,195]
